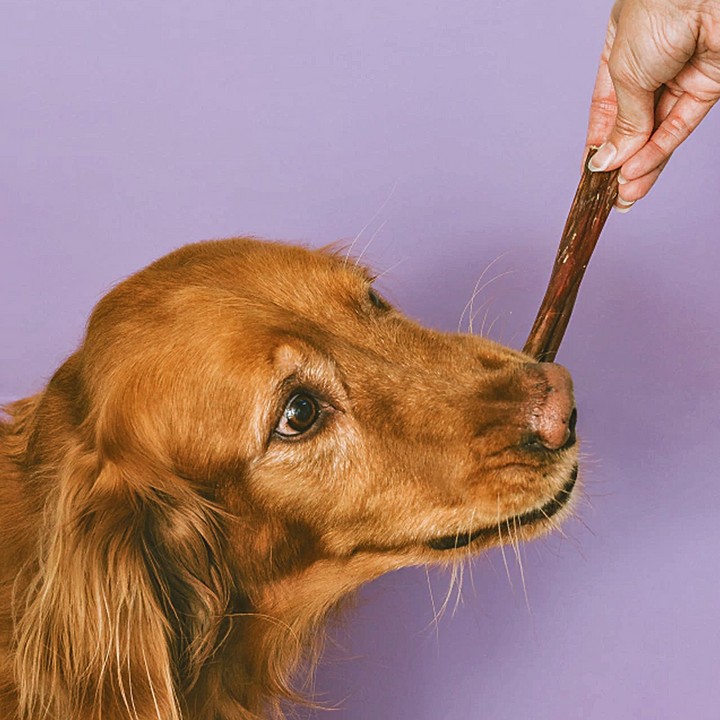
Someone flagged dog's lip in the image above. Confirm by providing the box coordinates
[427,464,578,552]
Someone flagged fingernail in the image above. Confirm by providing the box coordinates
[614,196,635,213]
[588,142,617,172]
[618,174,629,185]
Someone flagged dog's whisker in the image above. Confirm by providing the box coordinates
[439,565,456,622]
[483,311,506,341]
[467,553,481,601]
[539,506,571,543]
[577,489,599,512]
[509,518,534,631]
[353,218,390,269]
[508,519,528,611]
[451,562,465,618]
[424,568,442,647]
[574,513,597,538]
[541,502,588,561]
[372,258,405,284]
[452,508,477,614]
[479,301,495,338]
[344,180,398,266]
[458,253,511,333]
[564,528,589,562]
[467,293,497,332]
[497,497,514,593]
[468,270,515,333]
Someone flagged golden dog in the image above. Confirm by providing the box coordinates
[0,238,578,719]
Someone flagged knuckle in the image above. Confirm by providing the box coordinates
[619,177,653,203]
[613,112,650,138]
[589,98,617,122]
[623,142,671,182]
[645,137,671,161]
[653,115,691,151]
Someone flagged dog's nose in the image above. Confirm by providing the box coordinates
[525,362,577,451]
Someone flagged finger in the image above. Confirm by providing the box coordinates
[589,53,657,172]
[620,92,717,180]
[654,84,681,127]
[615,84,678,181]
[586,66,618,152]
[615,156,671,210]
[586,41,618,148]
[585,21,620,163]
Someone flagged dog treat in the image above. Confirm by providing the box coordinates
[523,147,620,362]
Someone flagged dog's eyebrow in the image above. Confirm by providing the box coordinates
[320,244,376,282]
[345,262,377,286]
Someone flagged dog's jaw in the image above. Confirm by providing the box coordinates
[427,463,579,551]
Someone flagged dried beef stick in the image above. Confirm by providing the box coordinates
[523,148,620,362]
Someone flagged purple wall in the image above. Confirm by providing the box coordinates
[2,2,719,718]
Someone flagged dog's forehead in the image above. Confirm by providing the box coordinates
[170,239,374,314]
[90,239,373,338]
[228,240,373,299]
[98,239,382,366]
[183,240,378,328]
[161,238,370,287]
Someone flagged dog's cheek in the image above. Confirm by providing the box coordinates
[245,430,370,522]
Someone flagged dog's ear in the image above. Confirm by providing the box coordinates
[16,389,233,720]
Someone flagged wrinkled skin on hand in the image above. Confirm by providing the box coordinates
[586,0,720,209]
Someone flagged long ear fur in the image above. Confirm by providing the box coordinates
[16,443,232,720]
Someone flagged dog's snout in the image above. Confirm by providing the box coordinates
[524,362,577,451]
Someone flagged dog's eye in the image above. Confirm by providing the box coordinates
[276,393,319,437]
[368,288,388,310]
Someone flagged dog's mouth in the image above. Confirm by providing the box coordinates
[427,464,578,551]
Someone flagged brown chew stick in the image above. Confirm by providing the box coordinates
[523,147,620,362]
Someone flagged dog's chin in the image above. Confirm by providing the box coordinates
[427,464,579,552]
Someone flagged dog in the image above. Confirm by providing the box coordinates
[0,237,579,719]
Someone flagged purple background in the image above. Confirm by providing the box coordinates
[2,1,719,718]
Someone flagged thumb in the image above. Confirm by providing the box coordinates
[588,59,657,172]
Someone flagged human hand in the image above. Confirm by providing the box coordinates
[586,0,720,211]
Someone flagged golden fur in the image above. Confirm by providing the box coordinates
[0,238,579,719]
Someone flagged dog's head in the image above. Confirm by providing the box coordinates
[17,237,578,718]
[79,238,578,563]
